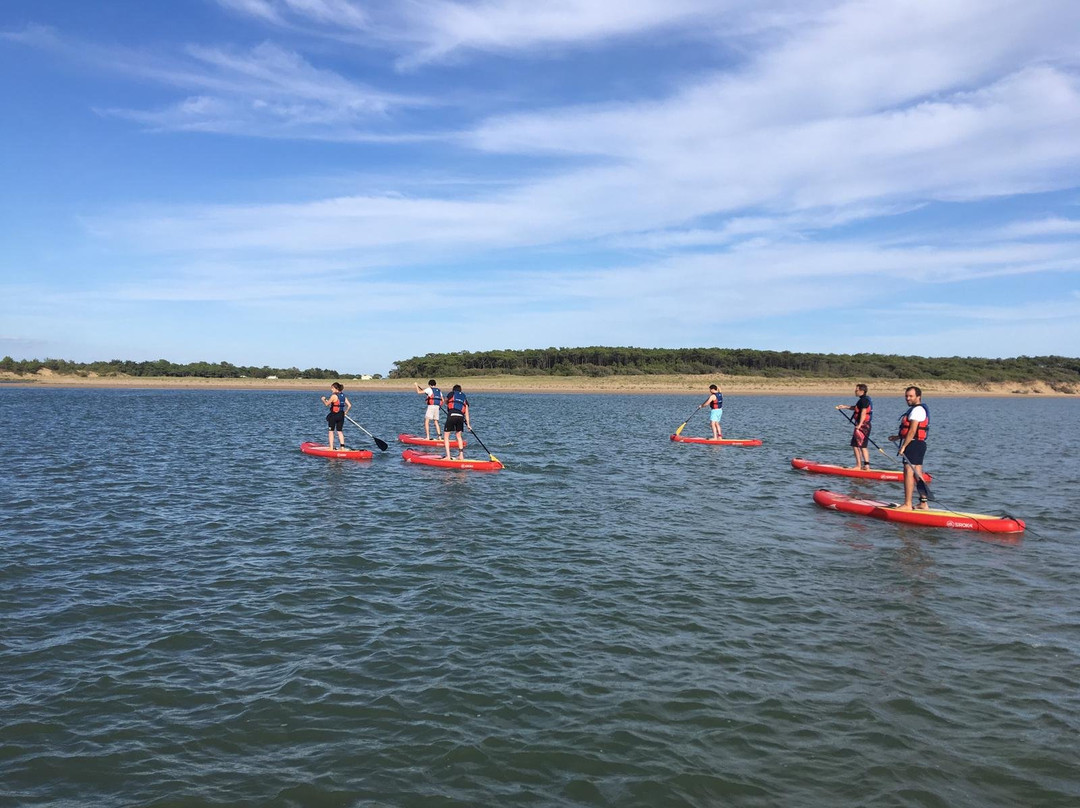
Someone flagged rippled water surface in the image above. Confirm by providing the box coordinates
[2,388,1079,807]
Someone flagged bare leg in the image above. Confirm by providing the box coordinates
[328,429,334,450]
[337,429,345,449]
[457,434,465,459]
[443,432,452,460]
[900,465,915,509]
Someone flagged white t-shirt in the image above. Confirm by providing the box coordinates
[907,404,927,424]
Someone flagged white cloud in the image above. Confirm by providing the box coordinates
[1000,218,1080,238]
[215,0,368,30]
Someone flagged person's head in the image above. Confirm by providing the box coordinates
[709,384,718,392]
[428,379,437,387]
[905,385,921,402]
[855,383,868,395]
[331,382,343,392]
[452,384,462,392]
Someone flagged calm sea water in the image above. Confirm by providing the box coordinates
[2,388,1078,807]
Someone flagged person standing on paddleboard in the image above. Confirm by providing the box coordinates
[321,382,352,451]
[415,379,443,441]
[835,383,872,470]
[705,384,723,439]
[442,384,472,460]
[889,386,929,511]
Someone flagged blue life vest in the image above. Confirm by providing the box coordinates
[447,390,468,414]
[427,386,442,407]
[710,392,723,409]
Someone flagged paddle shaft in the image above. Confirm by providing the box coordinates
[674,404,704,436]
[836,407,897,466]
[344,414,389,451]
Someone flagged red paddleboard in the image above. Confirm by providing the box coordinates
[301,442,373,460]
[398,433,466,448]
[792,457,932,483]
[670,434,762,447]
[401,449,503,471]
[813,489,1024,534]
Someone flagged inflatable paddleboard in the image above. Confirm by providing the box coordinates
[792,457,932,482]
[670,435,763,447]
[813,489,1024,534]
[401,449,503,471]
[398,433,466,448]
[300,442,373,460]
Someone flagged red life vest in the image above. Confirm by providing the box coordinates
[709,392,722,409]
[331,393,344,413]
[427,386,442,407]
[898,403,929,441]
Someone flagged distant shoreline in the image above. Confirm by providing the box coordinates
[1,371,1071,397]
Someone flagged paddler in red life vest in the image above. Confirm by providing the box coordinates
[835,383,872,470]
[705,384,723,439]
[414,379,443,440]
[320,382,351,451]
[442,384,472,460]
[889,385,930,510]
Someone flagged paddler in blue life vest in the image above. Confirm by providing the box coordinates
[442,384,472,460]
[835,383,872,470]
[705,384,723,439]
[889,386,929,510]
[321,382,352,450]
[415,379,443,440]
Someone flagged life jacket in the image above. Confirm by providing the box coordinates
[709,392,723,409]
[447,390,467,414]
[427,386,442,407]
[855,395,872,427]
[898,402,929,441]
[331,393,345,413]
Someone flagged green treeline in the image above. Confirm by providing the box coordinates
[0,357,352,379]
[390,347,1080,389]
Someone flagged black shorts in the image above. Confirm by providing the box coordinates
[902,440,927,466]
[444,413,465,433]
[326,412,345,429]
[850,425,870,448]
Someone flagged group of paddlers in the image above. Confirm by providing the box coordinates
[321,379,473,461]
[323,378,931,507]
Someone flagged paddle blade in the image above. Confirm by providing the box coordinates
[374,436,389,452]
[674,422,689,436]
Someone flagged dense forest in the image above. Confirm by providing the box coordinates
[389,347,1080,389]
[0,357,365,379]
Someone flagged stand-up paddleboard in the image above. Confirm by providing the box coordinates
[813,489,1024,534]
[792,457,932,482]
[670,435,762,447]
[398,433,466,448]
[401,449,503,471]
[301,442,373,460]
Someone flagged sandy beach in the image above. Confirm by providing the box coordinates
[1,369,1071,396]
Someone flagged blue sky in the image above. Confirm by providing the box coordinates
[2,0,1079,375]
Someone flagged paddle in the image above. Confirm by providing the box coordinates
[674,404,704,436]
[836,408,898,467]
[344,414,389,451]
[467,426,501,466]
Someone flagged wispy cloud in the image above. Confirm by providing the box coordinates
[1000,217,1080,238]
[4,25,430,139]
[216,0,369,30]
